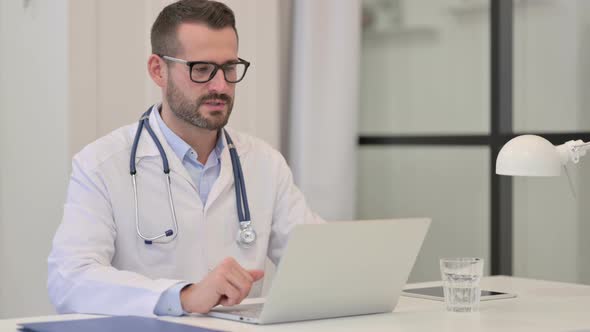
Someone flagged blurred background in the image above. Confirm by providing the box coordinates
[1,0,589,318]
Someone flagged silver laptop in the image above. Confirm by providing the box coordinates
[207,218,431,325]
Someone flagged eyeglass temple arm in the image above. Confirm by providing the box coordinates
[160,55,187,65]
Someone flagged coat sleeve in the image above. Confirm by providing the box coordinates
[47,155,182,317]
[267,154,325,265]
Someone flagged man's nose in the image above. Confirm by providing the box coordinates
[208,68,229,92]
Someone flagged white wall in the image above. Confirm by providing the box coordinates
[0,0,282,318]
[0,0,70,318]
[221,0,281,150]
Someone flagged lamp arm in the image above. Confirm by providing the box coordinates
[573,141,590,151]
[557,140,588,165]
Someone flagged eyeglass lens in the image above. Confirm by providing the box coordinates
[191,63,247,83]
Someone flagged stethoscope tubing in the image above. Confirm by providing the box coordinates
[224,131,251,223]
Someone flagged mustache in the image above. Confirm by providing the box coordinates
[197,93,232,105]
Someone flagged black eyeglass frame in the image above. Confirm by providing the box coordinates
[158,55,251,83]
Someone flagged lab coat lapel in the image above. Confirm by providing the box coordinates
[205,128,248,212]
[132,108,197,193]
[205,134,233,212]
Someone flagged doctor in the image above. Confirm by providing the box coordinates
[47,0,323,317]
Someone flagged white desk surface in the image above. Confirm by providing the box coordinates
[3,276,590,332]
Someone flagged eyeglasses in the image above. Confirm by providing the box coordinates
[159,55,250,83]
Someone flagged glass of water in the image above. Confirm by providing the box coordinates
[440,258,484,312]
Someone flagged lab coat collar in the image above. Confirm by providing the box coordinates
[131,105,250,159]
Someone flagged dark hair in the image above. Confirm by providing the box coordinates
[151,0,237,56]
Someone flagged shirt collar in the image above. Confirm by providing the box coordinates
[153,104,225,162]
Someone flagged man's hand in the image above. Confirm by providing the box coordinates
[180,257,264,314]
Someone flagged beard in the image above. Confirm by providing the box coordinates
[166,77,234,130]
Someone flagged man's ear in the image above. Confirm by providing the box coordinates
[147,54,167,88]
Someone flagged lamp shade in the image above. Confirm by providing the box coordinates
[495,135,562,176]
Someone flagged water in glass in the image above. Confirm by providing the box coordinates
[442,273,481,312]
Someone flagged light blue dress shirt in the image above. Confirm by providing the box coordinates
[152,107,224,316]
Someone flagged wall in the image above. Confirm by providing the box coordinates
[0,0,70,318]
[221,0,281,150]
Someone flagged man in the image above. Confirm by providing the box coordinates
[48,0,322,317]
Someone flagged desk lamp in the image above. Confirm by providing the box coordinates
[496,135,590,176]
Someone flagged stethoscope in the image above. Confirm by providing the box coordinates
[129,106,257,248]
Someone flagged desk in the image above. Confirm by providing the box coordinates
[3,276,590,331]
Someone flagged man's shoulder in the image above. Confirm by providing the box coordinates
[73,123,136,171]
[227,128,284,160]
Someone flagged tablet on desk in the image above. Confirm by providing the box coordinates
[401,286,516,301]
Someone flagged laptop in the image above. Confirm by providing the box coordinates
[207,218,431,325]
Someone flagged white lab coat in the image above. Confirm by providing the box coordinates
[47,109,323,316]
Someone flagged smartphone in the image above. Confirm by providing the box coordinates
[401,286,516,301]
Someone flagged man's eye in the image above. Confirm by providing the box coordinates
[194,65,210,73]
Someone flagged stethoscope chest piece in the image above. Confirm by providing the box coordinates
[237,220,257,248]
